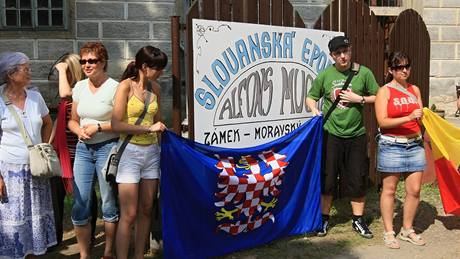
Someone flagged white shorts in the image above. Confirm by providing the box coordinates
[116,143,160,184]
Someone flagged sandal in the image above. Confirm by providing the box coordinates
[398,228,426,246]
[383,231,400,249]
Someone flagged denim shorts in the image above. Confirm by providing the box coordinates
[72,139,119,225]
[377,136,426,173]
[116,143,161,184]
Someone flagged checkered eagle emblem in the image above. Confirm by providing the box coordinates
[214,150,289,235]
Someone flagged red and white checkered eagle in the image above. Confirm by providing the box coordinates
[214,150,289,235]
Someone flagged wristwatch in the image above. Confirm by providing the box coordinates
[97,123,102,132]
[360,96,365,104]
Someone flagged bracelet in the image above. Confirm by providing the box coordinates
[360,96,365,104]
[97,123,102,132]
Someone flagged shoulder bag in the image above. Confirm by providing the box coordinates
[323,62,361,124]
[1,94,62,178]
[103,82,152,183]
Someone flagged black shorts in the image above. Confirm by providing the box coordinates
[321,131,369,198]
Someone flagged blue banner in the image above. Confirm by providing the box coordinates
[160,116,323,258]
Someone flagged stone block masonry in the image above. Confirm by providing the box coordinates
[2,0,458,117]
[0,40,34,58]
[423,0,460,115]
[102,22,150,39]
[77,22,99,39]
[74,1,175,120]
[75,0,175,79]
[128,3,175,21]
[0,0,175,77]
[37,40,75,60]
[0,0,176,116]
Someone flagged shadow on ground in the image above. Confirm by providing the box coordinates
[393,200,437,234]
[43,225,164,259]
[220,236,360,259]
[329,186,382,229]
[43,183,447,258]
[435,214,460,230]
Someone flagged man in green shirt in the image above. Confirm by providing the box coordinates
[306,36,379,238]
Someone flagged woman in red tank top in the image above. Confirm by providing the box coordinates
[375,52,426,248]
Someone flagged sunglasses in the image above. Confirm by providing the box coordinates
[47,52,69,81]
[79,59,100,65]
[391,64,411,70]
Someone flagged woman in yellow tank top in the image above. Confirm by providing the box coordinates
[111,46,167,259]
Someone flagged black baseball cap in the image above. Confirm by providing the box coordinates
[328,36,350,52]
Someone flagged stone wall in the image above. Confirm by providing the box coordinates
[74,0,176,122]
[2,0,458,118]
[424,0,460,115]
[0,0,176,122]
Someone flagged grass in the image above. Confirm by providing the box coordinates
[59,181,442,259]
[217,181,442,259]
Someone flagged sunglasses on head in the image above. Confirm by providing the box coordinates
[152,47,161,56]
[391,64,411,70]
[79,59,100,65]
[47,52,70,81]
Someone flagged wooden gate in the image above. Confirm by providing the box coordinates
[314,0,385,184]
[182,0,429,185]
[185,0,305,139]
[389,9,430,108]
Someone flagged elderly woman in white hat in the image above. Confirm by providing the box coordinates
[0,52,56,258]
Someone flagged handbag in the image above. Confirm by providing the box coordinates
[103,144,120,183]
[28,143,62,177]
[102,82,152,183]
[1,94,62,178]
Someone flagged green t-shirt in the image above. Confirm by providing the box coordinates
[307,64,379,138]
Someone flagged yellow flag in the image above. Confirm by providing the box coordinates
[422,108,460,215]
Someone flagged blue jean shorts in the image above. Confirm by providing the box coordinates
[72,139,119,225]
[377,136,426,173]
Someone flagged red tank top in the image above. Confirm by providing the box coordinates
[380,84,421,136]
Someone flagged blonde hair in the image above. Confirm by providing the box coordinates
[61,53,84,86]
